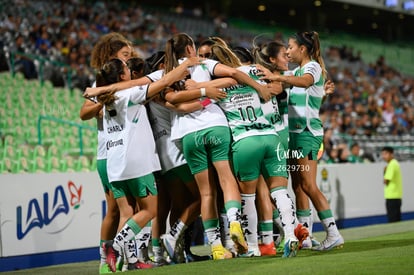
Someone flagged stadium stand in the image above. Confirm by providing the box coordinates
[0,71,97,174]
[0,0,413,173]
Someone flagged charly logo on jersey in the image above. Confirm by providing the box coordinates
[16,181,83,240]
[107,124,124,133]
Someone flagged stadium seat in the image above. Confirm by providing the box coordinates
[1,157,19,173]
[76,155,91,172]
[47,144,61,159]
[19,144,32,158]
[47,156,62,172]
[2,145,20,160]
[32,145,46,159]
[19,157,32,173]
[60,155,76,172]
[32,156,47,173]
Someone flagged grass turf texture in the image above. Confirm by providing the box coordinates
[4,220,414,275]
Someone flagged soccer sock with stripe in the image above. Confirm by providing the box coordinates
[270,187,296,239]
[241,193,258,249]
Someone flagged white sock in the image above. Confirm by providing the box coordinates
[135,222,151,250]
[258,220,274,245]
[321,217,340,238]
[99,243,106,266]
[241,193,258,248]
[124,240,138,264]
[270,188,296,240]
[114,220,141,252]
[220,213,233,250]
[298,211,313,236]
[170,219,187,239]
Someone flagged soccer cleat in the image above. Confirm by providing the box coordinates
[175,234,186,264]
[103,240,119,272]
[127,260,154,270]
[294,224,309,249]
[312,235,344,251]
[259,242,277,256]
[229,221,248,255]
[211,244,234,260]
[311,237,321,247]
[161,234,179,263]
[282,237,299,258]
[276,238,285,254]
[238,245,261,258]
[301,236,312,250]
[185,251,211,262]
[99,263,111,274]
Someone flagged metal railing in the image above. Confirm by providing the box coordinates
[37,115,96,156]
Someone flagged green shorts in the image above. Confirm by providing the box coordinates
[182,126,231,174]
[161,164,194,184]
[97,159,110,193]
[277,128,289,151]
[111,173,158,199]
[289,131,323,161]
[232,135,287,181]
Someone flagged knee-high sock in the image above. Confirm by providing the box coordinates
[270,187,296,240]
[241,193,258,248]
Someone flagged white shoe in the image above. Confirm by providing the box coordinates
[301,236,312,250]
[301,236,320,250]
[239,245,261,257]
[161,234,178,263]
[312,235,344,251]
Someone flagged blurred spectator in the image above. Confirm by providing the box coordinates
[348,143,364,163]
[0,0,412,163]
[13,34,38,79]
[337,145,350,163]
[325,147,339,164]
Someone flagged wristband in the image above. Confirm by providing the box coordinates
[200,87,206,97]
[200,98,212,108]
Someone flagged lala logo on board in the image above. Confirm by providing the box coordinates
[16,181,83,240]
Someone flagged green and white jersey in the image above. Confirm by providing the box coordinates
[170,58,229,141]
[288,61,324,136]
[261,88,289,134]
[217,65,276,142]
[104,85,161,182]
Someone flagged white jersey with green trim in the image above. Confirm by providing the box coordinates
[216,65,276,142]
[104,85,161,182]
[146,69,187,173]
[148,101,186,173]
[90,80,107,161]
[170,58,229,141]
[288,61,324,136]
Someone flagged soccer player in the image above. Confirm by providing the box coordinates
[79,32,134,274]
[259,31,344,251]
[86,57,199,271]
[208,42,303,258]
[162,32,278,260]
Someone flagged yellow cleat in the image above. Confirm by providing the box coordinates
[229,221,248,255]
[211,244,233,260]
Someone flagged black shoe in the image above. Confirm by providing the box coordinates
[185,251,211,262]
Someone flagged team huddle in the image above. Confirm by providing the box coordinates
[80,31,344,273]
